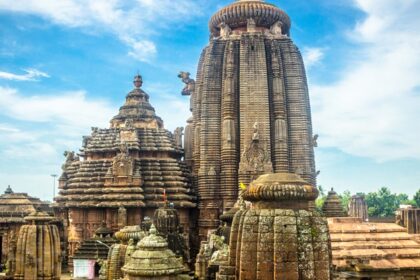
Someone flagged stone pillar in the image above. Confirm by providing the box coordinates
[348,195,368,221]
[14,210,61,280]
[221,40,239,210]
[405,209,420,234]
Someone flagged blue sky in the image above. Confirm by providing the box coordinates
[0,0,419,201]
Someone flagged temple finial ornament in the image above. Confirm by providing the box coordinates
[133,74,143,89]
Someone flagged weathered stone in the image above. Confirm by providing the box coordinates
[322,188,346,217]
[218,173,332,280]
[187,0,317,239]
[14,210,61,280]
[347,194,369,221]
[54,75,195,263]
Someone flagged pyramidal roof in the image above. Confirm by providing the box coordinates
[55,75,195,209]
[110,74,163,129]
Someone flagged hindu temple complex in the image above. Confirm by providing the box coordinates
[1,0,420,279]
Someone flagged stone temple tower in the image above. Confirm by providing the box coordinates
[186,0,317,237]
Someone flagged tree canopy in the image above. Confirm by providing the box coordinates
[315,186,419,217]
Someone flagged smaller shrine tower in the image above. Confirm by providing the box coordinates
[55,74,195,260]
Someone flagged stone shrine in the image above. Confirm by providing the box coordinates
[217,173,331,280]
[322,188,346,217]
[54,75,195,259]
[0,186,53,271]
[121,224,187,280]
[14,210,61,280]
[183,0,318,238]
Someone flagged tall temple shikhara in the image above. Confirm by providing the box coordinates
[185,0,317,237]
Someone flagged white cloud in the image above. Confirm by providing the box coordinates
[311,0,420,161]
[0,86,115,127]
[0,0,204,62]
[303,47,324,68]
[0,68,49,81]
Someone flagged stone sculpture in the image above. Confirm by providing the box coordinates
[178,71,195,96]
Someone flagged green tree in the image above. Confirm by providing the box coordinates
[340,190,352,212]
[414,189,420,207]
[365,187,411,217]
[315,185,327,214]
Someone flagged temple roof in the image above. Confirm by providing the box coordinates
[329,218,420,274]
[110,74,163,129]
[209,0,291,36]
[55,75,195,209]
[0,187,52,224]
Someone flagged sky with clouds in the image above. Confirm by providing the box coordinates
[0,0,419,201]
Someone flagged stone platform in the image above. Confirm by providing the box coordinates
[329,217,420,279]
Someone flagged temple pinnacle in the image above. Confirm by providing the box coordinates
[133,74,143,89]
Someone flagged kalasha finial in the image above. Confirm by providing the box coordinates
[133,74,143,89]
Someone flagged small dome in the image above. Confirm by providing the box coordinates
[209,0,291,36]
[121,224,184,277]
[114,225,146,243]
[242,172,318,203]
[95,222,114,237]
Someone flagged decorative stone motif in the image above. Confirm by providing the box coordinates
[218,173,332,280]
[178,71,196,96]
[122,225,186,279]
[14,210,61,280]
[322,188,346,217]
